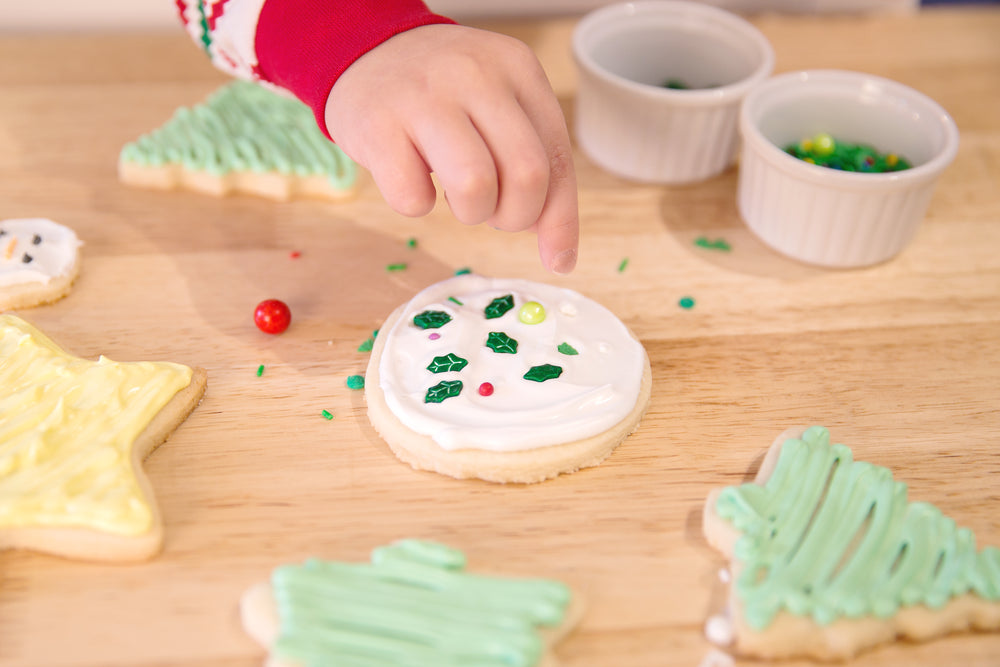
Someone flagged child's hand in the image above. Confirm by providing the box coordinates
[325,24,579,274]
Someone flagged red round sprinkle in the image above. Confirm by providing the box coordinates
[478,382,494,397]
[254,299,291,334]
[289,251,301,259]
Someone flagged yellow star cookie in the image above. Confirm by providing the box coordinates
[0,315,206,561]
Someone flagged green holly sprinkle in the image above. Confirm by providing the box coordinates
[454,267,472,275]
[413,310,452,329]
[448,296,464,306]
[357,336,375,352]
[557,342,579,355]
[523,364,563,382]
[485,331,518,354]
[386,262,407,272]
[321,409,334,420]
[256,364,265,377]
[426,353,469,374]
[484,294,515,319]
[425,380,463,403]
[694,236,732,252]
[346,374,365,389]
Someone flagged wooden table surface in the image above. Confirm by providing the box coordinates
[2,7,999,667]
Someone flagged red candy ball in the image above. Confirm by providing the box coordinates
[478,382,494,397]
[254,299,291,334]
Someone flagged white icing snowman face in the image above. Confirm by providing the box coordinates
[0,218,81,287]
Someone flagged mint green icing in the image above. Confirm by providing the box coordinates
[270,539,572,667]
[120,81,356,189]
[716,426,1000,630]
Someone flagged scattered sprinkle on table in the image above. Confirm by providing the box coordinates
[357,336,374,352]
[346,374,365,390]
[386,263,407,272]
[694,237,732,252]
[321,409,333,420]
[407,237,418,248]
[784,132,911,172]
[454,267,472,275]
[617,258,629,273]
[289,250,301,259]
[256,364,265,377]
[679,296,696,309]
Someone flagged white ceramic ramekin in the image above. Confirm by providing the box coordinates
[572,1,774,184]
[738,69,960,268]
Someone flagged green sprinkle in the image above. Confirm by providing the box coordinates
[694,236,732,252]
[618,258,629,273]
[357,337,374,352]
[386,263,408,272]
[346,374,365,389]
[448,296,464,306]
[485,294,515,320]
[413,310,452,330]
[426,353,469,374]
[407,237,417,249]
[523,364,563,382]
[425,380,463,403]
[557,342,579,356]
[679,296,696,309]
[663,78,689,90]
[256,364,265,377]
[321,409,333,420]
[454,267,472,275]
[485,331,518,354]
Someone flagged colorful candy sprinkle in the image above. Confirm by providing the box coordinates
[254,299,291,334]
[694,237,732,252]
[454,267,472,276]
[618,258,629,273]
[784,133,911,173]
[679,296,696,309]
[557,342,579,356]
[256,364,265,377]
[428,332,441,341]
[478,382,494,397]
[321,409,333,420]
[518,301,546,325]
[346,375,365,390]
[386,263,408,272]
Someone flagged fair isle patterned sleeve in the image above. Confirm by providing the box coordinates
[175,0,455,139]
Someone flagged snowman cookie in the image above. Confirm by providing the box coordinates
[364,274,652,483]
[0,218,82,310]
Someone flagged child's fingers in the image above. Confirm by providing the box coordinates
[356,126,437,218]
[515,76,580,274]
[471,97,550,235]
[410,111,499,226]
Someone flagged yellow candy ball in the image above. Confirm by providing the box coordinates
[518,301,546,325]
[812,133,836,157]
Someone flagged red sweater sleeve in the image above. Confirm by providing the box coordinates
[254,0,455,139]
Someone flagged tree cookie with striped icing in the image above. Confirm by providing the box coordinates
[0,315,207,561]
[0,218,82,311]
[702,426,1000,661]
[364,274,652,484]
[119,81,358,201]
[240,539,584,667]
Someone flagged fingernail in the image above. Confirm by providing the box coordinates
[550,248,577,275]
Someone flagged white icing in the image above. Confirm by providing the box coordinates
[377,275,645,452]
[0,218,81,288]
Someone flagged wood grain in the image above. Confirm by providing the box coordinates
[1,8,999,666]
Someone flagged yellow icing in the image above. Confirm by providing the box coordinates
[0,315,193,536]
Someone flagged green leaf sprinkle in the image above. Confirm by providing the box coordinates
[679,296,695,309]
[407,237,418,248]
[485,294,515,319]
[618,258,629,272]
[424,380,463,403]
[413,310,452,329]
[694,236,732,252]
[485,331,518,354]
[346,374,365,389]
[557,342,579,355]
[386,263,407,272]
[426,353,469,374]
[523,364,563,382]
[256,364,265,376]
[454,267,472,275]
[357,337,374,352]
[448,296,464,306]
[321,409,334,420]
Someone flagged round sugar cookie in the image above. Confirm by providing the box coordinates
[0,218,82,310]
[365,274,652,483]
